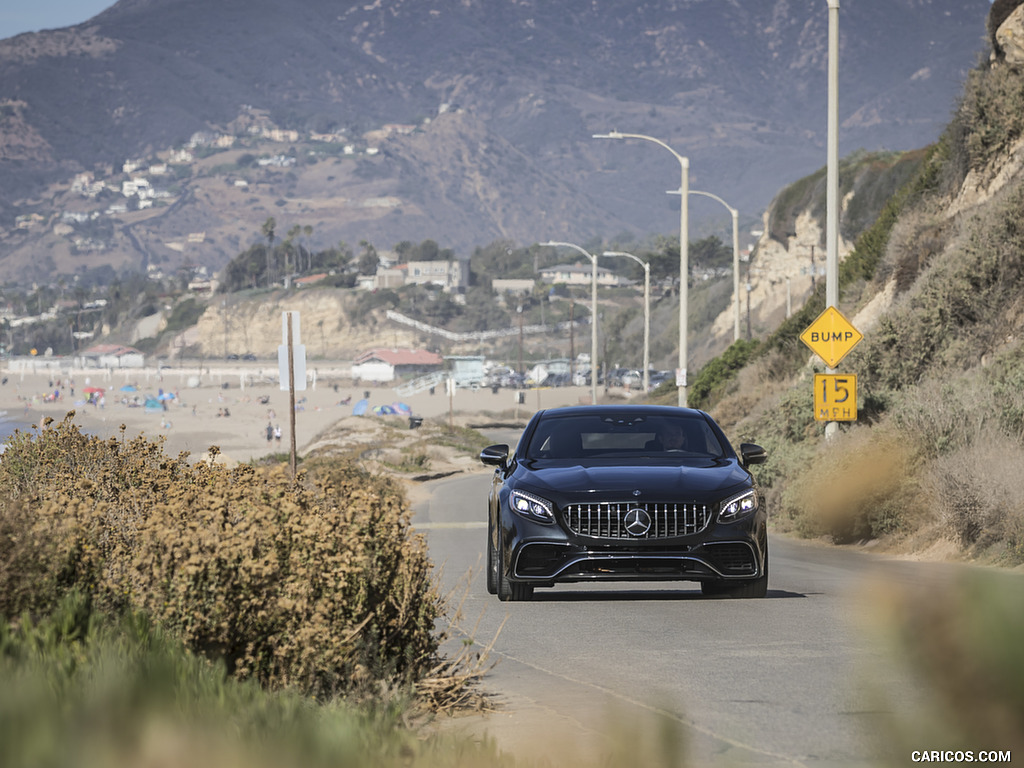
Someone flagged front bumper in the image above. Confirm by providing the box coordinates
[503,513,766,585]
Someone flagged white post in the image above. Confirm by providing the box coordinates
[826,0,840,440]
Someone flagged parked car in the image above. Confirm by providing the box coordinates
[480,405,768,601]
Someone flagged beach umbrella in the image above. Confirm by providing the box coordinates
[158,392,175,400]
[120,384,137,392]
[84,386,104,394]
[392,402,411,414]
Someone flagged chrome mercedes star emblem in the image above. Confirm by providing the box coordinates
[624,507,652,537]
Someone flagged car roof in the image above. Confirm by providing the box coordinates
[534,405,708,420]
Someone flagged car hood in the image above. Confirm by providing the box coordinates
[515,458,751,501]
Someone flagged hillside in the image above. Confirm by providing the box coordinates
[0,0,989,285]
[702,1,1024,565]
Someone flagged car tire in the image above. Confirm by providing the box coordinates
[496,528,533,602]
[486,518,498,595]
[701,560,768,599]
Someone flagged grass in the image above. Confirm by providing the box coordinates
[0,592,514,768]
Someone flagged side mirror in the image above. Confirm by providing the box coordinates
[479,444,510,468]
[739,442,767,467]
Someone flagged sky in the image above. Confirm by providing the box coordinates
[0,1,115,41]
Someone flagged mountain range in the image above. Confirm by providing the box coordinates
[0,0,992,284]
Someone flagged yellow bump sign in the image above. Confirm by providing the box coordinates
[814,373,857,422]
[800,306,863,368]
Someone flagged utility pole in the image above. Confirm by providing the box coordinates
[569,299,576,382]
[517,304,524,375]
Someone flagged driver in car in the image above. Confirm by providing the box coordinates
[647,420,688,452]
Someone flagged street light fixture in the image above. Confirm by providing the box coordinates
[602,251,650,393]
[593,131,689,406]
[542,241,599,406]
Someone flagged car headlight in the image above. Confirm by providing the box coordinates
[718,489,759,524]
[510,490,555,524]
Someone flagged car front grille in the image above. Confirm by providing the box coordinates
[564,501,711,539]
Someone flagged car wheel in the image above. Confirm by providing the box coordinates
[701,558,768,599]
[486,517,498,595]
[496,528,533,602]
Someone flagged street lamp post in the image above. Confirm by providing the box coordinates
[826,0,840,314]
[826,0,840,440]
[593,131,689,406]
[686,190,741,342]
[602,251,650,392]
[542,241,599,406]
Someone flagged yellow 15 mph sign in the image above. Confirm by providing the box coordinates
[814,374,857,422]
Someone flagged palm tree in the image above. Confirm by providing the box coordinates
[287,224,301,281]
[261,217,276,287]
[303,224,314,272]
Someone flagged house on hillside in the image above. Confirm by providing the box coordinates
[357,266,405,291]
[491,278,535,296]
[77,344,145,369]
[539,262,627,288]
[404,259,469,291]
[351,348,444,383]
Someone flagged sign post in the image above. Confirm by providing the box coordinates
[279,312,306,479]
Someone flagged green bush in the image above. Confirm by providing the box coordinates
[956,61,1024,172]
[688,338,760,410]
[0,415,442,700]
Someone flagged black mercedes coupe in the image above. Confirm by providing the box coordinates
[480,405,768,601]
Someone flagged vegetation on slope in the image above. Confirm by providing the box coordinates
[710,41,1024,565]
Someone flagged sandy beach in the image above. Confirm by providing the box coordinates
[1,362,596,465]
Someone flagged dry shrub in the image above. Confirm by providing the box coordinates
[867,569,1024,755]
[926,432,1024,561]
[0,413,444,701]
[788,428,917,544]
[710,352,792,433]
[888,372,999,458]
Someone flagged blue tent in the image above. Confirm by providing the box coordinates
[352,398,369,416]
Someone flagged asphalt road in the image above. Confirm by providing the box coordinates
[412,459,964,768]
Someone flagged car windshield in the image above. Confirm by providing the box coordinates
[525,413,725,460]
